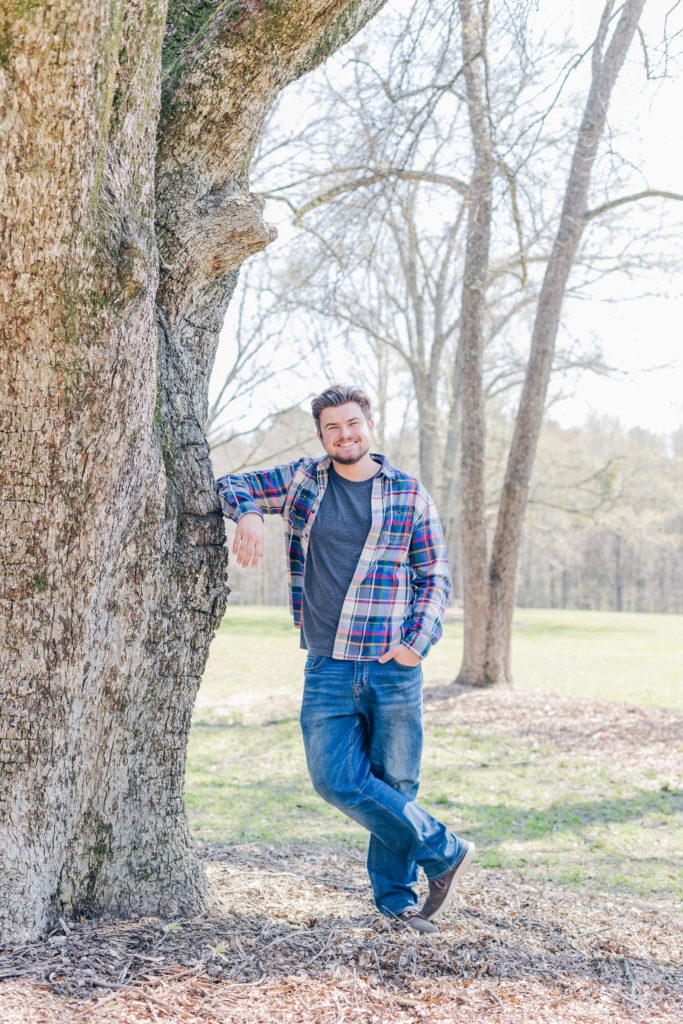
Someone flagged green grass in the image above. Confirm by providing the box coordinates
[199,605,683,709]
[420,733,681,901]
[510,608,683,707]
[187,605,683,904]
[428,607,683,708]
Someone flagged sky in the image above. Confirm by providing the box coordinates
[549,294,683,435]
[539,0,683,435]
[210,0,683,439]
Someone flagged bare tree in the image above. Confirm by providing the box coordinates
[254,14,534,501]
[251,3,471,496]
[460,0,664,685]
[456,0,496,679]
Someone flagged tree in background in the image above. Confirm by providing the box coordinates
[518,418,683,614]
[230,0,682,685]
[220,3,571,578]
[462,0,663,685]
[0,0,389,944]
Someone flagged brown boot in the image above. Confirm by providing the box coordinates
[397,909,439,935]
[421,841,476,920]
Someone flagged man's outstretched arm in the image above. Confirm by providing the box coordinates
[217,461,300,569]
[217,461,300,521]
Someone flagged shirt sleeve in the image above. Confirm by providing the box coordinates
[216,461,301,523]
[400,496,452,659]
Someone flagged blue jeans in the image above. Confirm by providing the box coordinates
[300,654,467,917]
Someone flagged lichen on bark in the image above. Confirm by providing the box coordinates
[163,0,246,71]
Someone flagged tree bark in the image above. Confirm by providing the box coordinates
[454,0,494,685]
[440,342,463,603]
[0,0,387,944]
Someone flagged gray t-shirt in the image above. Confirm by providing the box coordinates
[300,463,374,656]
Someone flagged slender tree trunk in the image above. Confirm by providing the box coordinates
[413,374,439,495]
[440,335,464,600]
[615,532,624,612]
[0,0,387,944]
[480,0,646,684]
[454,0,494,685]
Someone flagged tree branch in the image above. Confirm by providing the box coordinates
[290,167,469,224]
[585,188,683,221]
[155,1,389,320]
[158,1,390,187]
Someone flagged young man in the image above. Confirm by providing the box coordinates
[217,384,474,934]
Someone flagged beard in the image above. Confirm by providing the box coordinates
[331,438,371,465]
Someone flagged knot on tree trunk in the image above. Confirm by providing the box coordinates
[194,188,277,269]
[160,189,277,316]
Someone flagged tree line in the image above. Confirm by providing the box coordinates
[214,410,683,615]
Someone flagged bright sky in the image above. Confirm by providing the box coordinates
[542,0,683,434]
[211,0,683,439]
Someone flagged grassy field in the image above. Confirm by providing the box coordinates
[188,605,682,905]
[200,605,683,707]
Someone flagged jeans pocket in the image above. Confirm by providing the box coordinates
[305,654,326,672]
[391,657,421,672]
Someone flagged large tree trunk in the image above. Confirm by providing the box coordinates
[478,0,646,685]
[0,0,387,944]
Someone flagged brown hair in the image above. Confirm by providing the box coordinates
[311,384,373,433]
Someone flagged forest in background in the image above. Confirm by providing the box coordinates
[212,407,683,615]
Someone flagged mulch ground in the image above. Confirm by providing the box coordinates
[1,687,681,1024]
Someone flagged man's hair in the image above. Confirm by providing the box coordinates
[311,384,373,433]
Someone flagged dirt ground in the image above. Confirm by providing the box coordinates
[1,688,681,1024]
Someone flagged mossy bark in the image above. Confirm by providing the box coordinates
[0,0,387,943]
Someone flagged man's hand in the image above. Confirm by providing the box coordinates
[233,512,265,568]
[378,644,421,667]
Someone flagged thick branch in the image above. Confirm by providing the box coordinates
[157,0,389,195]
[155,0,389,324]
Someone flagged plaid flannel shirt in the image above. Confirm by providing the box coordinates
[216,454,451,661]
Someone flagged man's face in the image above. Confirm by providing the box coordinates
[318,401,374,465]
